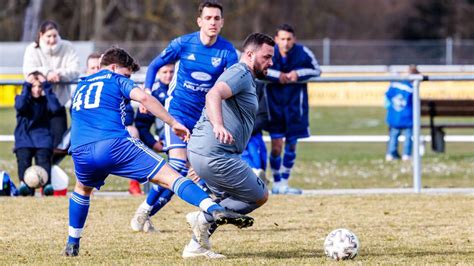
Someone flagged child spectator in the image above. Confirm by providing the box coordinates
[14,71,61,196]
[385,65,419,161]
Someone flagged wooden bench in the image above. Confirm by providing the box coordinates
[421,99,474,152]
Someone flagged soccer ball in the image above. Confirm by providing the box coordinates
[324,228,360,260]
[24,165,48,188]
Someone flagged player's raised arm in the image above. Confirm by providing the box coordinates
[205,81,234,144]
[130,88,190,142]
[144,38,181,90]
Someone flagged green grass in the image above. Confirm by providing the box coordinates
[1,107,473,190]
[0,194,473,264]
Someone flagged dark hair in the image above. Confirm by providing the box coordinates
[27,71,46,80]
[409,64,420,74]
[199,1,223,17]
[276,24,295,36]
[242,33,275,51]
[87,52,101,61]
[100,47,140,72]
[35,20,59,48]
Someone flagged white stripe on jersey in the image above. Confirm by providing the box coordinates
[263,84,272,121]
[296,68,321,77]
[300,46,321,76]
[164,61,180,111]
[267,69,281,79]
[164,61,180,148]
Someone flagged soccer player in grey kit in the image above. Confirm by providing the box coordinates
[183,33,275,259]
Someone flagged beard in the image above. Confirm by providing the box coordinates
[253,61,267,79]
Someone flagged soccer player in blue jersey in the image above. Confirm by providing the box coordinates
[63,47,253,257]
[265,24,321,194]
[131,1,238,232]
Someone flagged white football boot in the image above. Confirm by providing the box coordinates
[130,207,150,232]
[186,211,211,249]
[182,240,225,259]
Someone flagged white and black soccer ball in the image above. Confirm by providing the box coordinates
[324,228,360,260]
[24,165,48,188]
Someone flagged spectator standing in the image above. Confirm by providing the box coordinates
[23,20,80,149]
[14,72,61,196]
[385,65,419,161]
[264,24,321,194]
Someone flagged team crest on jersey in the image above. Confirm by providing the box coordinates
[211,57,222,67]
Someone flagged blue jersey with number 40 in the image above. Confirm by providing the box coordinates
[70,69,137,150]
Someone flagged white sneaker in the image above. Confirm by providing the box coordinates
[186,211,211,249]
[402,155,411,161]
[130,207,150,232]
[385,154,395,161]
[143,217,157,233]
[182,243,225,259]
[271,185,302,195]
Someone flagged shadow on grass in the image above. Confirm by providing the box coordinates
[230,248,323,259]
[366,249,473,258]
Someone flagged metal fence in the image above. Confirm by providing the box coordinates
[1,74,473,193]
[3,39,472,70]
[93,38,474,66]
[301,38,474,65]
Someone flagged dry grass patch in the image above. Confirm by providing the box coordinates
[1,194,473,264]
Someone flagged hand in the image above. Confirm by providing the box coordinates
[171,121,190,142]
[187,167,201,183]
[286,70,298,82]
[47,71,60,82]
[213,124,233,144]
[37,74,46,83]
[138,104,148,114]
[26,74,36,84]
[279,73,290,84]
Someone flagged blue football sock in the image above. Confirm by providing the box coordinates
[269,154,282,182]
[68,192,90,244]
[282,150,296,180]
[171,176,222,213]
[282,139,297,180]
[150,188,174,216]
[146,185,162,206]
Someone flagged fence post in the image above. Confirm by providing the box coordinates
[323,38,330,65]
[446,37,453,65]
[412,77,422,193]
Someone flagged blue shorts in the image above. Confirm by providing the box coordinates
[269,132,305,142]
[71,138,165,189]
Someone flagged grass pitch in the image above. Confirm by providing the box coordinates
[1,106,473,191]
[0,194,473,264]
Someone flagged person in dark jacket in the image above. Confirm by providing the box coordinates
[14,71,61,196]
[264,24,321,194]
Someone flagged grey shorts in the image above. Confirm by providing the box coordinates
[188,151,267,203]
